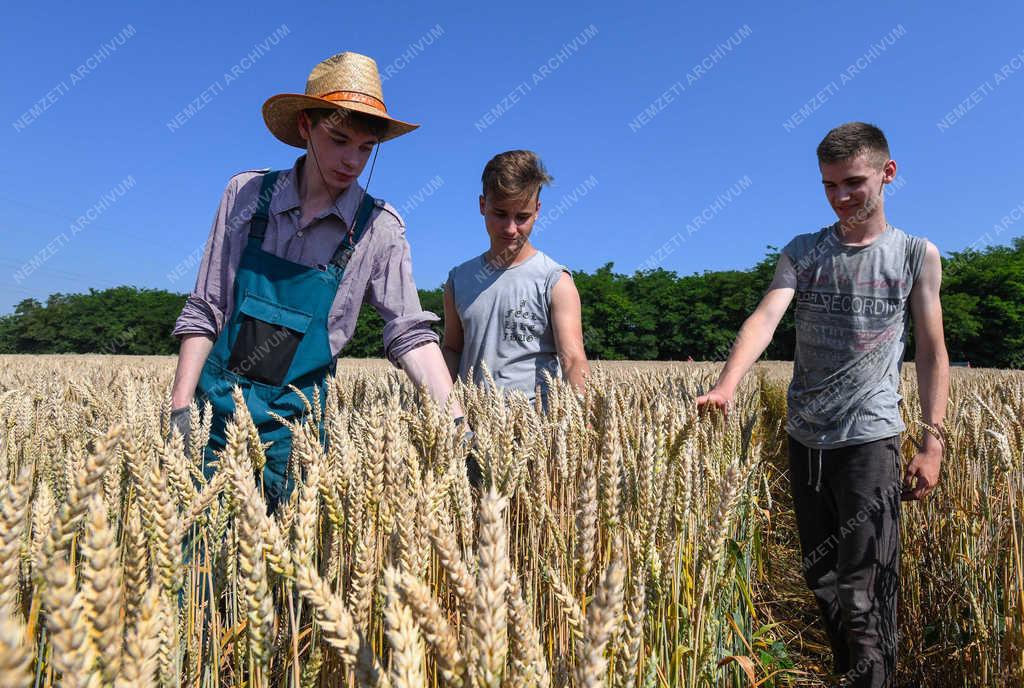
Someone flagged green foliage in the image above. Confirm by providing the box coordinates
[574,251,795,362]
[341,287,445,358]
[940,237,1024,368]
[0,287,184,355]
[1,238,1021,368]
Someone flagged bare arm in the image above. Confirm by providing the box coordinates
[904,241,949,500]
[549,271,590,393]
[441,280,463,382]
[396,342,464,419]
[697,254,796,413]
[170,333,215,408]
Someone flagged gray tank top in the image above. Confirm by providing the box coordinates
[783,224,927,448]
[448,250,569,403]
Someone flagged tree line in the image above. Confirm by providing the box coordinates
[1,238,1021,368]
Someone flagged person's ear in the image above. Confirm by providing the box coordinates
[479,194,486,216]
[882,159,897,184]
[297,111,311,142]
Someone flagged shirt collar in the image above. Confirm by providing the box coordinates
[270,154,363,230]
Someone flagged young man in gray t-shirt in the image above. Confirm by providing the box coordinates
[698,123,949,687]
[443,150,590,409]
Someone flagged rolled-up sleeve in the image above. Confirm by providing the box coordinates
[367,226,440,368]
[172,179,237,339]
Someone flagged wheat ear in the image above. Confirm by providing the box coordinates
[0,605,32,688]
[575,551,626,688]
[79,495,125,683]
[295,561,391,688]
[382,567,426,688]
[0,467,32,615]
[470,487,510,688]
[397,568,467,688]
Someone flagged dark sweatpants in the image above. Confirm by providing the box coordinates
[788,434,903,688]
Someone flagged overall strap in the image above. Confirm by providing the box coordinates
[329,193,377,269]
[249,170,282,241]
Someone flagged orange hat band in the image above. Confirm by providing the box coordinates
[319,90,386,113]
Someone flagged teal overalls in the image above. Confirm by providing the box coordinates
[196,170,375,510]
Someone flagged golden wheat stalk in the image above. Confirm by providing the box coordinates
[79,495,125,683]
[42,425,122,564]
[0,467,32,616]
[507,569,551,688]
[426,516,476,611]
[396,567,466,688]
[613,570,647,688]
[114,583,162,688]
[470,487,510,688]
[295,561,390,688]
[43,559,103,688]
[575,547,626,688]
[0,605,33,688]
[382,567,426,688]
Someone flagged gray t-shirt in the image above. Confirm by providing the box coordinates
[447,250,570,403]
[781,223,927,449]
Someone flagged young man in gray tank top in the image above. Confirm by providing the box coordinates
[698,123,949,687]
[443,150,590,410]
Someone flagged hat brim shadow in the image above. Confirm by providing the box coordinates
[262,93,419,148]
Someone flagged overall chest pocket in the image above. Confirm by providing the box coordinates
[228,292,312,386]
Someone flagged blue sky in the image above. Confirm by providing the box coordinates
[3,1,1022,314]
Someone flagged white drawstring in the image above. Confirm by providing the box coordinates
[807,447,824,492]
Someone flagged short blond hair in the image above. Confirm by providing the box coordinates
[481,150,553,202]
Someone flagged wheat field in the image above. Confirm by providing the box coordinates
[0,355,1020,687]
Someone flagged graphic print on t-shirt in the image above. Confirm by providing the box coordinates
[503,298,543,344]
[782,224,928,447]
[796,291,902,317]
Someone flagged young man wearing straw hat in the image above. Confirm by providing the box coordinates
[697,123,949,687]
[443,150,590,411]
[168,51,462,510]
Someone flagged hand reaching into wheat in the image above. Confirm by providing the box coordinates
[696,387,734,420]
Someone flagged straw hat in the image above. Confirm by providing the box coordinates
[262,51,418,147]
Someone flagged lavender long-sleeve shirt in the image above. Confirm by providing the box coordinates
[172,155,439,366]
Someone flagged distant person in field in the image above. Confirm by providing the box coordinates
[697,122,949,687]
[443,150,590,410]
[168,52,462,511]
